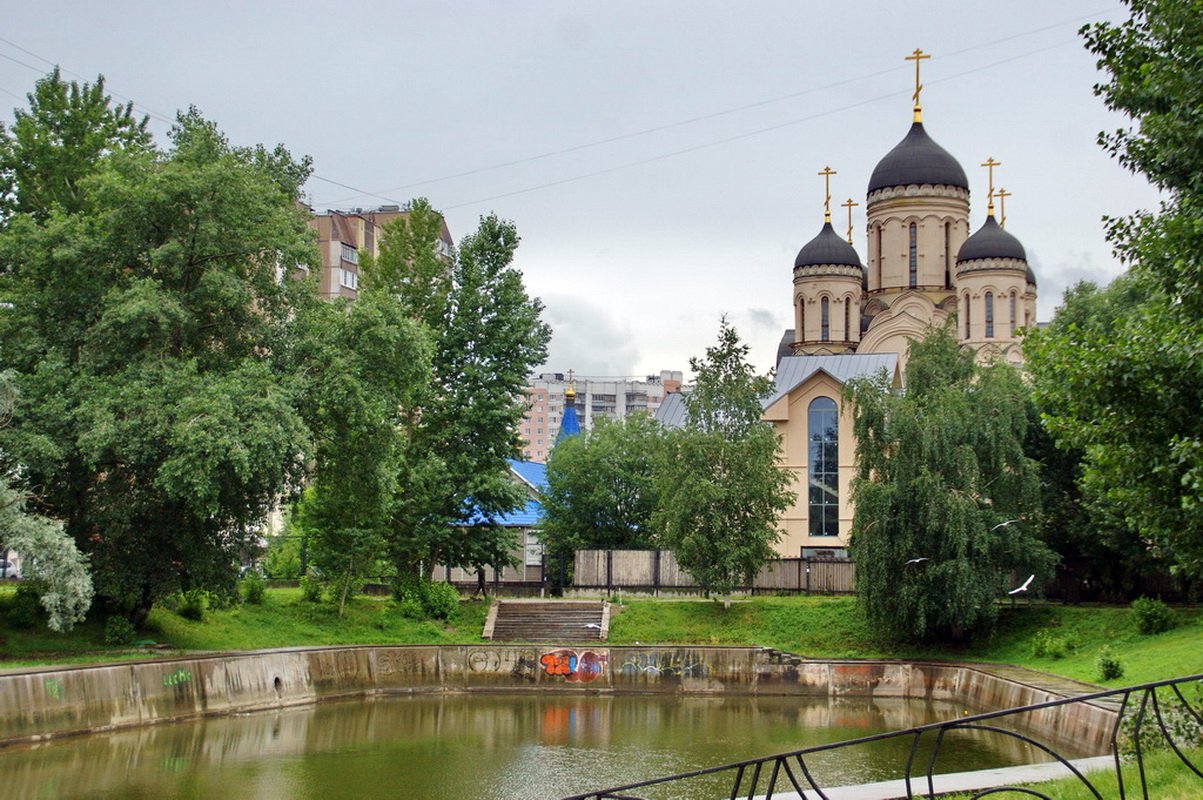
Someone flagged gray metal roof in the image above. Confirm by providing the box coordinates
[653,391,688,429]
[764,353,897,408]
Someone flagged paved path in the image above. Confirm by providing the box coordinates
[754,755,1115,799]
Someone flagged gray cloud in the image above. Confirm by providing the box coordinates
[536,293,642,378]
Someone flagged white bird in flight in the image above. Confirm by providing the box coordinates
[992,519,1020,531]
[1008,574,1035,595]
[583,623,602,629]
[905,557,929,565]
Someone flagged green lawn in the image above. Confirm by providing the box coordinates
[2,586,1201,688]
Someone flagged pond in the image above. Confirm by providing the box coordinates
[0,690,1089,800]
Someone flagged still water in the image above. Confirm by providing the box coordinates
[0,693,1077,800]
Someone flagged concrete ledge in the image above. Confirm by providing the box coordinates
[0,646,1116,752]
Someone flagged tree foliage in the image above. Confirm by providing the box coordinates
[847,326,1052,643]
[0,81,316,622]
[542,414,663,571]
[1023,1,1203,577]
[290,287,430,615]
[369,207,551,581]
[0,371,93,631]
[0,67,151,221]
[653,319,791,600]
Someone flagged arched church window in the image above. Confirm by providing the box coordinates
[844,302,850,342]
[985,292,994,338]
[799,299,806,341]
[821,298,829,342]
[964,293,971,339]
[808,397,839,537]
[1010,291,1017,335]
[908,222,918,288]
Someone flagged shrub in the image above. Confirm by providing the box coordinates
[396,597,425,620]
[1031,630,1076,659]
[241,573,266,605]
[300,574,323,603]
[421,581,461,620]
[1131,596,1176,635]
[104,616,136,646]
[1096,646,1125,681]
[178,588,207,621]
[7,582,44,630]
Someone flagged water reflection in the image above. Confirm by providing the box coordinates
[0,693,1084,800]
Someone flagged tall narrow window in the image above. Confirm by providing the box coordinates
[799,299,806,342]
[985,292,995,338]
[1010,291,1017,335]
[964,294,971,339]
[908,222,918,288]
[808,397,839,537]
[844,302,851,342]
[820,297,830,342]
[944,221,952,288]
[875,225,883,289]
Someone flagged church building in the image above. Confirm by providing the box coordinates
[765,51,1038,559]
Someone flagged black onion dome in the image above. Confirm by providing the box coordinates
[868,122,969,193]
[794,222,862,269]
[1026,265,1038,286]
[957,215,1027,263]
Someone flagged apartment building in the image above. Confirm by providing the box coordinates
[307,205,453,300]
[519,370,684,462]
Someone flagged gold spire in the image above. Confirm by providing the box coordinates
[905,48,931,122]
[980,157,1001,217]
[994,187,1012,228]
[841,197,859,244]
[817,166,837,223]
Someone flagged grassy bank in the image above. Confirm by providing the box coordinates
[2,586,1201,687]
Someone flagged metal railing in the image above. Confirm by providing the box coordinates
[562,673,1203,800]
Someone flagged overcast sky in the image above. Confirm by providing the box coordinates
[1,1,1160,379]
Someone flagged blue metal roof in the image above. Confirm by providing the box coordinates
[509,458,548,493]
[461,498,544,528]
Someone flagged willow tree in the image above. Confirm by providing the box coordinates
[846,326,1052,642]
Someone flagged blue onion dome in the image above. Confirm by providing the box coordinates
[794,222,862,270]
[868,122,969,193]
[957,215,1027,263]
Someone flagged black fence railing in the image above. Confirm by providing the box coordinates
[561,673,1203,800]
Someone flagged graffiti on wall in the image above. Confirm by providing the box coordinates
[539,649,607,683]
[619,652,708,678]
[43,677,63,700]
[163,668,192,687]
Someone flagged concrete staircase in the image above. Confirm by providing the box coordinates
[483,600,609,642]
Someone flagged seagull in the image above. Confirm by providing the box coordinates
[992,519,1020,531]
[905,557,929,565]
[583,623,602,629]
[1008,574,1035,595]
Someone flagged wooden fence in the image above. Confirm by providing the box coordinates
[572,549,855,595]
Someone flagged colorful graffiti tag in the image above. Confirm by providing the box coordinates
[539,649,607,683]
[43,677,64,700]
[162,668,192,687]
[619,652,708,678]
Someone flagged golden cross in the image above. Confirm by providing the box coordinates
[841,198,859,244]
[905,48,931,121]
[817,166,837,223]
[980,157,1001,215]
[994,187,1012,228]
[566,368,574,384]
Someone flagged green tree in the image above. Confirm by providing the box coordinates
[290,285,431,615]
[369,207,551,583]
[653,319,792,603]
[542,414,664,578]
[847,326,1053,643]
[0,67,150,221]
[0,88,316,624]
[0,371,93,631]
[1021,2,1203,576]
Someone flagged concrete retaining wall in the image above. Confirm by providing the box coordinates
[0,646,1116,753]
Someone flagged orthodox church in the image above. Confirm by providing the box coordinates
[763,51,1038,559]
